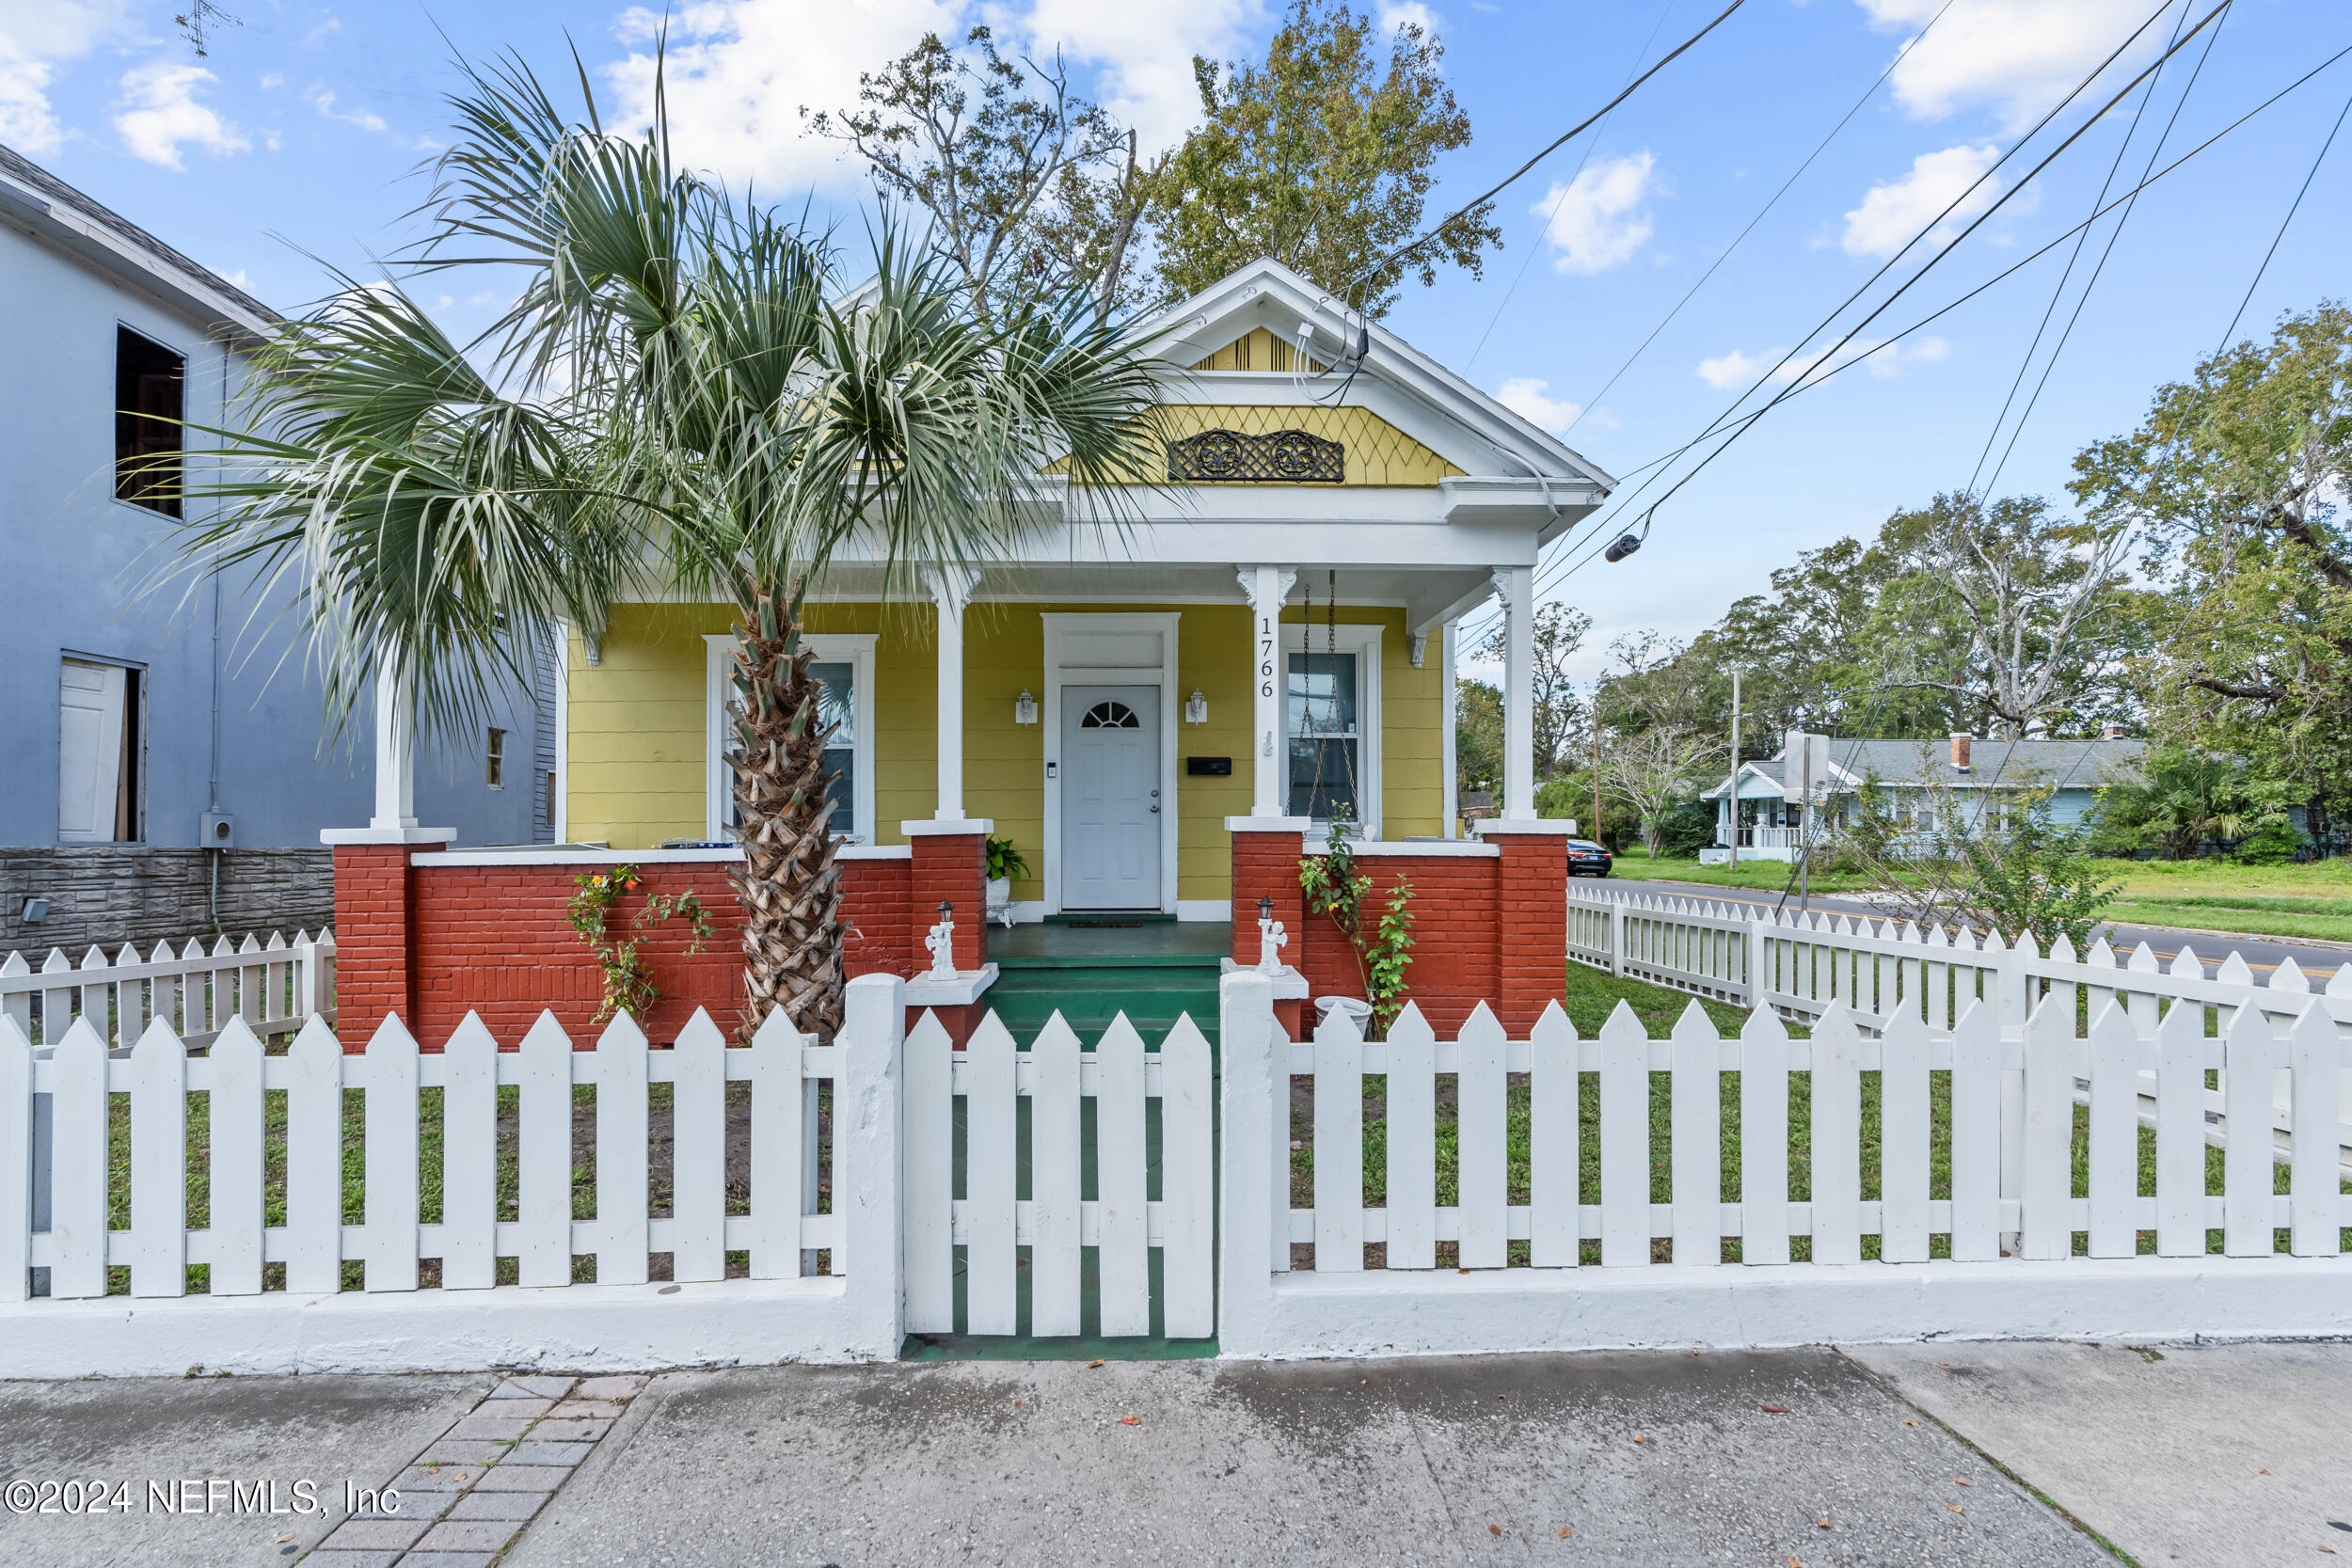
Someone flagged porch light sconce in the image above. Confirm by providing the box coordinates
[1014,689,1039,725]
[1184,689,1208,724]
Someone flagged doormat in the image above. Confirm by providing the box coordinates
[1065,919,1145,928]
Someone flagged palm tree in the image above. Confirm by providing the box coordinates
[170,53,1168,1039]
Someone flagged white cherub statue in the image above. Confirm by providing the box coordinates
[1256,910,1289,975]
[925,903,958,977]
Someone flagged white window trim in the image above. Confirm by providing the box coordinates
[1041,611,1181,917]
[1279,622,1382,837]
[704,632,876,843]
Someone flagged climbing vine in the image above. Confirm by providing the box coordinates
[1297,809,1416,1033]
[566,865,716,1024]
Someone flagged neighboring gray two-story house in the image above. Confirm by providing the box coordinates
[1698,730,2147,863]
[0,145,552,952]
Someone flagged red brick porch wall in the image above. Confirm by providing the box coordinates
[1228,827,1567,1034]
[330,844,972,1049]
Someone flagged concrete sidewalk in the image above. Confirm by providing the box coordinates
[502,1350,2105,1567]
[1849,1339,2352,1566]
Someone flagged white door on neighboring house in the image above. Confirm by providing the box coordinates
[1061,686,1161,911]
[58,658,126,843]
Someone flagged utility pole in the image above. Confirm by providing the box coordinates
[1591,719,1602,846]
[1798,730,1813,914]
[1727,670,1740,872]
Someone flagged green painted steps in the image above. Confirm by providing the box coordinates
[982,925,1227,1046]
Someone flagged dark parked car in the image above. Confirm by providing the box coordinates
[1566,839,1613,877]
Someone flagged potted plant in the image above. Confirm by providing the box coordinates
[985,836,1029,927]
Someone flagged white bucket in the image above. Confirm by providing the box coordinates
[1313,995,1374,1035]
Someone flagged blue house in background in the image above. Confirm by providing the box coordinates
[1699,731,2146,863]
[0,144,552,954]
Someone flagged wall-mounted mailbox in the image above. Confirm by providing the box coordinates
[1185,756,1232,776]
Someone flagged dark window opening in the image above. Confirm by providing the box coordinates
[115,326,185,516]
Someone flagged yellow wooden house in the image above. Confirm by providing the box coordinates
[539,259,1613,921]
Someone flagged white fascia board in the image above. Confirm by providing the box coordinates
[1002,516,1542,569]
[1134,259,1615,490]
[0,176,273,346]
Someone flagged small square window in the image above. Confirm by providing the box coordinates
[486,727,505,788]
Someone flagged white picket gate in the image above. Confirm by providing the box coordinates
[1,929,335,1049]
[902,1010,1216,1339]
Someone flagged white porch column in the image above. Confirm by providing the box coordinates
[371,660,418,831]
[1440,619,1459,838]
[1494,565,1536,820]
[931,569,975,820]
[1238,566,1297,817]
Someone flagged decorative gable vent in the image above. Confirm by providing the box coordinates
[1167,428,1344,484]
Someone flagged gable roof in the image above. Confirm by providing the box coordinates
[1704,737,2148,799]
[0,142,276,342]
[1132,257,1614,497]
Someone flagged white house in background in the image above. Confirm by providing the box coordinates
[1698,730,2147,863]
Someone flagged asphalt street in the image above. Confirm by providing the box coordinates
[1627,876,2351,981]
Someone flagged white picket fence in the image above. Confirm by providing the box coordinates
[903,1010,1216,1339]
[1,929,335,1049]
[8,963,2350,1375]
[1567,883,2352,1164]
[1215,973,2352,1359]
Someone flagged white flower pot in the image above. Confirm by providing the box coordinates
[987,875,1012,927]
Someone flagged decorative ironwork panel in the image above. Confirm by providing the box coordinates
[1167,428,1344,483]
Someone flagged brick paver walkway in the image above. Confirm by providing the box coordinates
[305,1372,644,1566]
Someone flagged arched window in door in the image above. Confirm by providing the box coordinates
[1080,700,1141,730]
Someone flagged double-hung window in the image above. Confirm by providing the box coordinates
[705,633,875,843]
[1280,623,1382,832]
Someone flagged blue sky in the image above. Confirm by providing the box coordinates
[8,0,2348,686]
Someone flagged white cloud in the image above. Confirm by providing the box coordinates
[1497,377,1581,435]
[604,0,1252,195]
[1696,335,1952,390]
[1857,0,2168,133]
[0,0,136,152]
[1379,3,1437,34]
[1532,150,1657,276]
[306,84,387,133]
[1841,141,2000,259]
[114,59,250,169]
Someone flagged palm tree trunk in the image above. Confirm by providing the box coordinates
[726,575,847,1043]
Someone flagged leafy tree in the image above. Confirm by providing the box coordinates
[2072,303,2352,812]
[2086,746,2300,861]
[1863,493,2136,738]
[1454,675,1502,802]
[1594,632,1721,857]
[1150,0,1501,316]
[167,52,1166,1041]
[807,27,1153,323]
[1476,601,1589,778]
[1839,775,2119,950]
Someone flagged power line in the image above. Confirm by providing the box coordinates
[1975,0,2227,499]
[1538,0,1963,447]
[1584,0,2211,542]
[1525,30,2352,608]
[1466,0,1679,372]
[1342,0,1752,306]
[2214,81,2352,353]
[1967,0,2199,499]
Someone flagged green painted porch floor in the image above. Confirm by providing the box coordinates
[983,920,1230,1047]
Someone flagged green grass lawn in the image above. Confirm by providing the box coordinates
[1612,847,2352,945]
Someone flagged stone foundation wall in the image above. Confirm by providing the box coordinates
[0,847,335,956]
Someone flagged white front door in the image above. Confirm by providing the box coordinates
[1061,685,1161,911]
